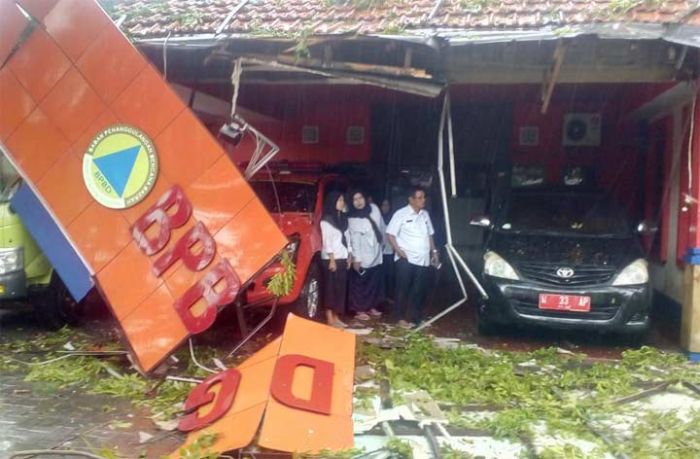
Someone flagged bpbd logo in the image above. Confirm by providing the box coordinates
[83,125,158,209]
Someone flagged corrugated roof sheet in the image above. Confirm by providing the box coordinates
[112,0,700,39]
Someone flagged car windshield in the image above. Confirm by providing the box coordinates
[497,193,632,236]
[250,180,317,213]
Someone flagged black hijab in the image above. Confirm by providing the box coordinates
[349,190,383,244]
[322,191,348,233]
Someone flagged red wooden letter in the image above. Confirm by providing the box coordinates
[152,222,216,277]
[178,368,242,432]
[270,354,334,415]
[174,259,241,334]
[131,185,192,256]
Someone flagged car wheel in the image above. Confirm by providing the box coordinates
[292,263,322,322]
[33,274,81,330]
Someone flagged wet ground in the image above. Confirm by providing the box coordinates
[0,307,183,459]
[0,279,684,458]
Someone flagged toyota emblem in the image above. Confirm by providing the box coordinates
[556,267,575,278]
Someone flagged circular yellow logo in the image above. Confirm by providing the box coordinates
[82,125,158,209]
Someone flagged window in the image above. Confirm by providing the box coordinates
[346,126,365,145]
[302,125,319,144]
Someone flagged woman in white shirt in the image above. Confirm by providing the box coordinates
[320,191,350,328]
[347,190,384,320]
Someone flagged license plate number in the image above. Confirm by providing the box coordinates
[539,294,591,312]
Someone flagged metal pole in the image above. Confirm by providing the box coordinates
[417,91,489,331]
[415,246,467,331]
[447,96,457,198]
[449,245,488,299]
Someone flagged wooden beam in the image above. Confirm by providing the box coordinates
[540,40,567,115]
[446,63,676,84]
[276,54,430,79]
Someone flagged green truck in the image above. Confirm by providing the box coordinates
[0,157,79,328]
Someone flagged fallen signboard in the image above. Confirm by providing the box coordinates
[0,0,288,373]
[174,314,356,455]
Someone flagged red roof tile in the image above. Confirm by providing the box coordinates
[111,0,699,38]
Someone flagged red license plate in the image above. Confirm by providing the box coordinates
[538,294,591,312]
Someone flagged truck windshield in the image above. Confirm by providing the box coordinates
[0,154,20,203]
[0,178,21,203]
[250,180,317,213]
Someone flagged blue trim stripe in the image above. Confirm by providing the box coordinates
[689,352,700,363]
[11,183,93,301]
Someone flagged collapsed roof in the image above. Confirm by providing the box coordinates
[109,1,700,97]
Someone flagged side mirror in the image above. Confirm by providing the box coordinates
[636,221,659,235]
[470,216,492,228]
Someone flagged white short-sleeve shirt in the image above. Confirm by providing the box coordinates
[320,220,350,260]
[386,204,435,266]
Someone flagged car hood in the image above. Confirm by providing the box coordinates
[271,213,314,237]
[488,233,643,269]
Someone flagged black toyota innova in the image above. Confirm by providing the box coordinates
[470,188,653,337]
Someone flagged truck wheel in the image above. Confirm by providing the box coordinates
[291,263,322,322]
[34,275,81,330]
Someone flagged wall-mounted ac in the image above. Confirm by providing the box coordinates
[563,113,601,146]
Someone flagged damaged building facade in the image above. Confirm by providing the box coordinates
[112,0,700,358]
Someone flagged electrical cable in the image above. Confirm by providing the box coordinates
[188,338,217,374]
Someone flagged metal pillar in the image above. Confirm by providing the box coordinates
[415,93,487,331]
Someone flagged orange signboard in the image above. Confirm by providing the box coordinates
[0,0,287,372]
[175,314,356,455]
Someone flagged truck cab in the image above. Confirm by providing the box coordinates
[0,157,78,328]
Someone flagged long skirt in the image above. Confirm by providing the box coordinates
[348,265,383,313]
[323,259,347,314]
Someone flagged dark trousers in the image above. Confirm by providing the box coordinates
[382,254,395,301]
[392,258,430,324]
[323,259,347,314]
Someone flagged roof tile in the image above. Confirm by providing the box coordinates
[113,0,697,38]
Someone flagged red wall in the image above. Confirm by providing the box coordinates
[208,82,672,221]
[222,85,386,164]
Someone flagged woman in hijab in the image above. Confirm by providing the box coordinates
[320,191,350,328]
[347,190,384,320]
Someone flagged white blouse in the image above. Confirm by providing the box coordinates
[347,203,384,268]
[320,220,350,260]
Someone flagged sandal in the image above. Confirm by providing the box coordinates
[356,313,371,321]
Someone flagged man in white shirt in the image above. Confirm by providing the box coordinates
[386,186,439,328]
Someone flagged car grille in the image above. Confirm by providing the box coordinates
[515,262,617,287]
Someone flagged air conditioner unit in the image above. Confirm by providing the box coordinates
[563,113,601,146]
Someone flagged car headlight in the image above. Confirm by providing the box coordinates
[612,259,649,286]
[0,248,23,275]
[484,251,519,280]
[285,234,301,261]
